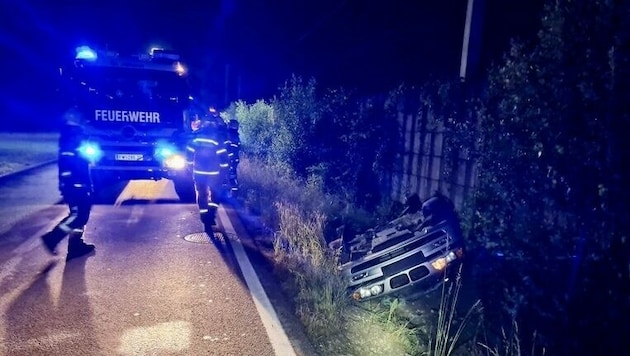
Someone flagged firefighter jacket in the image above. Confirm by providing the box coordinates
[225,128,241,165]
[186,124,230,177]
[58,124,92,196]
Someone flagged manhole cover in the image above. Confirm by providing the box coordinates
[183,231,225,244]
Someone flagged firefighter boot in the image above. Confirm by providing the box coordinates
[41,227,67,255]
[66,230,95,262]
[200,211,217,232]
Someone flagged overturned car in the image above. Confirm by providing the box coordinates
[337,193,465,301]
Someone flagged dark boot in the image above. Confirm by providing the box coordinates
[66,231,95,261]
[41,227,67,255]
[200,211,217,232]
[200,211,217,225]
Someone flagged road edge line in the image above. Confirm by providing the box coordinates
[217,206,297,356]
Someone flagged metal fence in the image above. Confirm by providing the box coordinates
[389,105,478,210]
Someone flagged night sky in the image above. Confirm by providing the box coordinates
[1,0,545,117]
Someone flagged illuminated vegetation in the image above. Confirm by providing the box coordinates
[231,2,629,354]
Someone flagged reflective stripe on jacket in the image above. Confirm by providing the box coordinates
[186,126,229,176]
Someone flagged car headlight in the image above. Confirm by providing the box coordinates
[370,285,383,295]
[431,257,448,271]
[154,142,187,169]
[430,248,464,271]
[351,284,384,301]
[163,154,187,170]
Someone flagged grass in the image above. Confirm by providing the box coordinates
[431,266,482,356]
[237,156,547,356]
[239,157,432,355]
[0,132,58,176]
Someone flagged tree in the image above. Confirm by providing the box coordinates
[468,1,630,353]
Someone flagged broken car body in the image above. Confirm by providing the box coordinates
[339,194,465,301]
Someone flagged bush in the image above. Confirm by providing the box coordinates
[461,1,630,353]
[235,75,400,211]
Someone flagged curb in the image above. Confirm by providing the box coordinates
[0,159,58,180]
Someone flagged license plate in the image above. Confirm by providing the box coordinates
[115,153,144,161]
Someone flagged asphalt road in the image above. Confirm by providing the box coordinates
[0,164,315,356]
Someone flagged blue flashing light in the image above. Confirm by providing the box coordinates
[75,46,98,61]
[150,47,165,55]
[78,142,103,162]
[154,142,177,159]
[156,146,174,158]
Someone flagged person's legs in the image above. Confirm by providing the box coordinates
[64,192,95,260]
[66,226,95,260]
[41,191,94,258]
[195,175,215,227]
[41,192,81,255]
[66,227,95,261]
[63,193,92,230]
[41,224,68,255]
[228,163,239,196]
[204,175,225,228]
[206,192,219,226]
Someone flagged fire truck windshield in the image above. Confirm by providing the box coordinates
[70,65,189,108]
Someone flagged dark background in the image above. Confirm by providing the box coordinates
[0,0,545,125]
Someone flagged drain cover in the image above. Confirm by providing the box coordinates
[183,232,225,244]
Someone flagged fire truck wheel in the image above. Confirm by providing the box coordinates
[173,177,196,203]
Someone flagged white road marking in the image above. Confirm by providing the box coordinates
[217,206,297,356]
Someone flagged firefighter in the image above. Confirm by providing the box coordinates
[41,110,96,261]
[225,118,241,195]
[186,117,230,230]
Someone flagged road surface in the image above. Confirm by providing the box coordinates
[0,164,314,356]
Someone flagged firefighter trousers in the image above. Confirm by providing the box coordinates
[194,173,223,225]
[58,189,93,233]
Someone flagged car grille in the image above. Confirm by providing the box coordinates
[409,265,430,281]
[350,229,448,274]
[390,274,410,289]
[388,265,431,290]
[381,250,426,276]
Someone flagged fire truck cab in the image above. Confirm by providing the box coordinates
[58,45,196,201]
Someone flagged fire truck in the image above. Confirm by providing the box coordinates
[57,45,196,201]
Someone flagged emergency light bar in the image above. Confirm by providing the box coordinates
[151,48,180,61]
[75,46,98,61]
[74,45,185,74]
